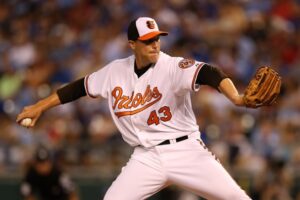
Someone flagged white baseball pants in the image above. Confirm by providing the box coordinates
[103,135,251,200]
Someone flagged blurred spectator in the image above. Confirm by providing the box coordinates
[251,119,280,158]
[20,146,79,200]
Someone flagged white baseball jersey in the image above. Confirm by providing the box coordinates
[84,52,205,148]
[84,51,251,200]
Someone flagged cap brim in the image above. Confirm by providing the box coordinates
[138,31,168,41]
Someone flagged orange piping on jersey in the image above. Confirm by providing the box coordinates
[85,75,98,98]
[191,63,204,91]
[111,85,162,118]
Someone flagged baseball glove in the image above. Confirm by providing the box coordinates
[243,66,281,108]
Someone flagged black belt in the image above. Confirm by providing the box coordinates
[158,135,189,145]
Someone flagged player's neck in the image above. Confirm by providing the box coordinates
[136,62,153,70]
[134,54,157,69]
[135,59,153,69]
[134,61,152,78]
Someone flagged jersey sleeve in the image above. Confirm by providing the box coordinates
[171,57,205,94]
[84,64,112,99]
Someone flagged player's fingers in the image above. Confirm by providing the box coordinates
[19,117,38,128]
[27,124,34,128]
[16,107,29,122]
[17,114,34,125]
[17,108,42,124]
[31,117,39,127]
[16,113,26,123]
[16,113,31,123]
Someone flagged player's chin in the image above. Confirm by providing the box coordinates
[148,54,159,63]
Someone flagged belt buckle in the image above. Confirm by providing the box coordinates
[158,135,189,146]
[170,139,176,144]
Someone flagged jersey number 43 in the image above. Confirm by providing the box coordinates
[147,106,172,126]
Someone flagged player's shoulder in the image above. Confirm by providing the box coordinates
[160,52,193,64]
[163,53,204,70]
[158,52,181,67]
[159,51,178,61]
[160,52,194,69]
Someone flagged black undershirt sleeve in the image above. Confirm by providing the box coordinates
[196,64,228,91]
[56,78,87,104]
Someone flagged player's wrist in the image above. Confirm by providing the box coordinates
[233,94,245,107]
[36,93,60,112]
[239,95,246,107]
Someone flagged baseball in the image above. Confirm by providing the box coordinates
[21,118,32,127]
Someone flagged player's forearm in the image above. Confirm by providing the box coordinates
[35,93,62,112]
[218,78,244,106]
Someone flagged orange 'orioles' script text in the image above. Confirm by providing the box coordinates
[112,85,162,118]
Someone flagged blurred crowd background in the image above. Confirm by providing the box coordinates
[0,0,300,199]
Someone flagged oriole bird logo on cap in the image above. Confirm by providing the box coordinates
[146,21,155,29]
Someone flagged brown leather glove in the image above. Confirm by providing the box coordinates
[243,66,281,108]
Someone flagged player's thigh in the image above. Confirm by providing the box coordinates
[168,140,251,200]
[185,157,250,200]
[103,158,168,200]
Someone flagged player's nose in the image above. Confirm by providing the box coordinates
[151,40,159,49]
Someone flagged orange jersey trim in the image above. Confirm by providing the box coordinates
[191,63,204,91]
[84,75,98,98]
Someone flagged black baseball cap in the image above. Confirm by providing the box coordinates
[127,17,168,41]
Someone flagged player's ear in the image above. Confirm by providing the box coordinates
[128,40,136,50]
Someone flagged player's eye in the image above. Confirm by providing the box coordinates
[140,36,160,45]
